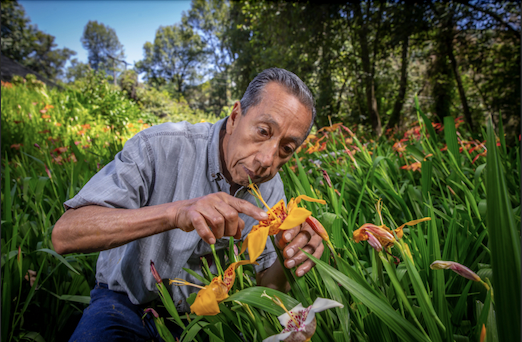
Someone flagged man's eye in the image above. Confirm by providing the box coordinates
[258,128,269,137]
[282,146,294,154]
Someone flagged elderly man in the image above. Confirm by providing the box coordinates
[53,68,324,341]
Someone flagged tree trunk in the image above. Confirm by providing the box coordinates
[354,2,382,136]
[386,34,410,131]
[446,34,473,130]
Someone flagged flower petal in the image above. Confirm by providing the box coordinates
[240,225,270,263]
[366,232,383,252]
[190,286,220,316]
[262,331,292,342]
[304,298,344,326]
[223,260,253,291]
[278,303,306,327]
[279,207,312,230]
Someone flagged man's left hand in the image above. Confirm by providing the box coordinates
[275,218,324,277]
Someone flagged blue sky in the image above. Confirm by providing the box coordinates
[19,1,192,68]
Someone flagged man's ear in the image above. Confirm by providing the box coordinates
[227,101,242,135]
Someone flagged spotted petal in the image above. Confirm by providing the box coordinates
[278,207,312,230]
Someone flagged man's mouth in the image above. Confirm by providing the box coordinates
[242,166,261,181]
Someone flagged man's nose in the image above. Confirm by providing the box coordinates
[256,142,278,168]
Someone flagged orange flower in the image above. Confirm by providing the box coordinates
[401,162,421,172]
[81,124,91,130]
[306,136,326,154]
[53,147,68,155]
[41,115,51,119]
[353,200,430,251]
[55,122,62,127]
[392,141,407,153]
[40,104,54,114]
[138,119,144,123]
[317,122,342,133]
[170,260,253,316]
[10,144,23,150]
[240,184,326,263]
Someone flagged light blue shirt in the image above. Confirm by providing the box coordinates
[64,118,283,311]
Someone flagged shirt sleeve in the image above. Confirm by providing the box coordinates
[63,133,155,210]
[252,174,286,274]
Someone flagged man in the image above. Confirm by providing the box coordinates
[53,68,324,341]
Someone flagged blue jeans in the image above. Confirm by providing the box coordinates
[69,283,182,342]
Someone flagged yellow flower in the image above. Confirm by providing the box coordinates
[170,260,252,316]
[241,184,326,263]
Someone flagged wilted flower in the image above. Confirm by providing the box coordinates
[430,260,489,290]
[150,260,162,283]
[353,200,430,252]
[262,292,343,342]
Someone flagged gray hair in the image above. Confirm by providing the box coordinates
[239,68,316,139]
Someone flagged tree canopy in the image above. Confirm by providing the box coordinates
[81,20,125,76]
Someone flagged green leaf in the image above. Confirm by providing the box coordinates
[485,119,521,342]
[224,287,299,316]
[303,251,431,342]
[35,248,80,275]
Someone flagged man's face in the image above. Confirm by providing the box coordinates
[222,82,312,187]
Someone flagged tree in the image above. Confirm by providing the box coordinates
[186,0,233,115]
[1,0,35,61]
[65,58,91,83]
[136,22,206,98]
[81,20,125,75]
[1,0,76,80]
[25,31,77,79]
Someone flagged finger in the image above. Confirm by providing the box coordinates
[229,197,269,221]
[283,229,313,259]
[199,208,226,240]
[285,244,314,269]
[190,211,216,245]
[284,233,322,268]
[274,230,287,250]
[214,202,240,237]
[281,225,302,244]
[295,242,324,277]
[233,218,245,240]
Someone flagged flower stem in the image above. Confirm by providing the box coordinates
[210,244,224,278]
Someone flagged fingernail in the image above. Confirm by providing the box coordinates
[286,249,294,258]
[285,233,292,241]
[296,270,303,277]
[287,260,295,268]
[209,238,216,245]
[260,212,268,219]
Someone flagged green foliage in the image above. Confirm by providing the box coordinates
[1,0,77,80]
[81,20,125,75]
[135,22,206,97]
[1,78,220,341]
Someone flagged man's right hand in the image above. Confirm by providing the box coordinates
[172,192,268,245]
